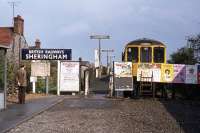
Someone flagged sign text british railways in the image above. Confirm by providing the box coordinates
[21,49,72,60]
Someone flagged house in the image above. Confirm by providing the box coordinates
[29,39,41,49]
[0,15,28,67]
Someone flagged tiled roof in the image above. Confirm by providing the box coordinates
[0,27,13,48]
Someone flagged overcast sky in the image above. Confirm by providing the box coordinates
[0,0,200,64]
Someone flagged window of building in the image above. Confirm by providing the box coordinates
[154,47,165,63]
[141,47,152,63]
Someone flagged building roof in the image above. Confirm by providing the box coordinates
[0,27,13,48]
[125,38,165,47]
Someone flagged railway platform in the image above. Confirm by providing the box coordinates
[0,95,64,133]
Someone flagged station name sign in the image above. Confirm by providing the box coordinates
[21,49,72,60]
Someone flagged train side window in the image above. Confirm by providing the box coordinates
[127,47,138,62]
[154,47,164,63]
[141,47,152,63]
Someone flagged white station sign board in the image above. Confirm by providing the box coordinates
[30,76,37,82]
[31,62,50,77]
[59,61,80,92]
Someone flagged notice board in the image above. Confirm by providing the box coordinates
[31,62,50,77]
[114,62,133,91]
[60,61,80,92]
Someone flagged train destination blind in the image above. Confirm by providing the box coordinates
[21,49,72,60]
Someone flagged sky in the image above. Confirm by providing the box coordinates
[0,0,200,64]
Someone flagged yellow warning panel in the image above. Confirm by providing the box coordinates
[132,63,138,76]
[161,64,174,82]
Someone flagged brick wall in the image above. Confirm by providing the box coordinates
[14,15,24,35]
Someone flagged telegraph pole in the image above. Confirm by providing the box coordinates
[101,49,114,67]
[109,55,115,68]
[90,35,110,78]
[90,35,110,66]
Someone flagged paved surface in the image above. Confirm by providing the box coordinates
[6,95,200,133]
[0,95,64,133]
[89,74,109,94]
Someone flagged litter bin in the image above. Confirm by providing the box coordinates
[0,91,4,109]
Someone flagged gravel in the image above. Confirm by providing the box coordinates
[7,97,200,133]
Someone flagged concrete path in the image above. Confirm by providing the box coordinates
[0,95,64,133]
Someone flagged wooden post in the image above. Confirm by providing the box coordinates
[109,73,114,97]
[153,83,155,99]
[45,76,49,95]
[32,81,36,93]
[57,61,60,95]
[79,58,82,94]
[164,84,168,99]
[85,70,89,96]
[112,61,115,97]
[171,84,175,99]
[161,84,164,98]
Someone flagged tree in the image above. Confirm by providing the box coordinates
[168,33,200,64]
[168,47,197,64]
[187,34,200,62]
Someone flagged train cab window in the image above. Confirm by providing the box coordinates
[127,47,138,63]
[154,47,164,63]
[141,47,152,63]
[127,48,132,61]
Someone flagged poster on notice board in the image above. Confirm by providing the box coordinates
[137,64,161,82]
[185,65,197,84]
[137,64,152,82]
[151,64,161,82]
[114,62,132,77]
[161,64,174,82]
[173,64,186,83]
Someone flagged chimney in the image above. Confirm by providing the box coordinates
[35,39,41,48]
[14,15,24,35]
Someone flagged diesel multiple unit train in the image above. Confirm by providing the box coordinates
[118,38,199,98]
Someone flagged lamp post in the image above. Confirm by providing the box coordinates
[90,35,110,78]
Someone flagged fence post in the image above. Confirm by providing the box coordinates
[46,76,49,95]
[57,61,60,96]
[32,81,36,93]
[85,70,89,96]
[109,73,114,97]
